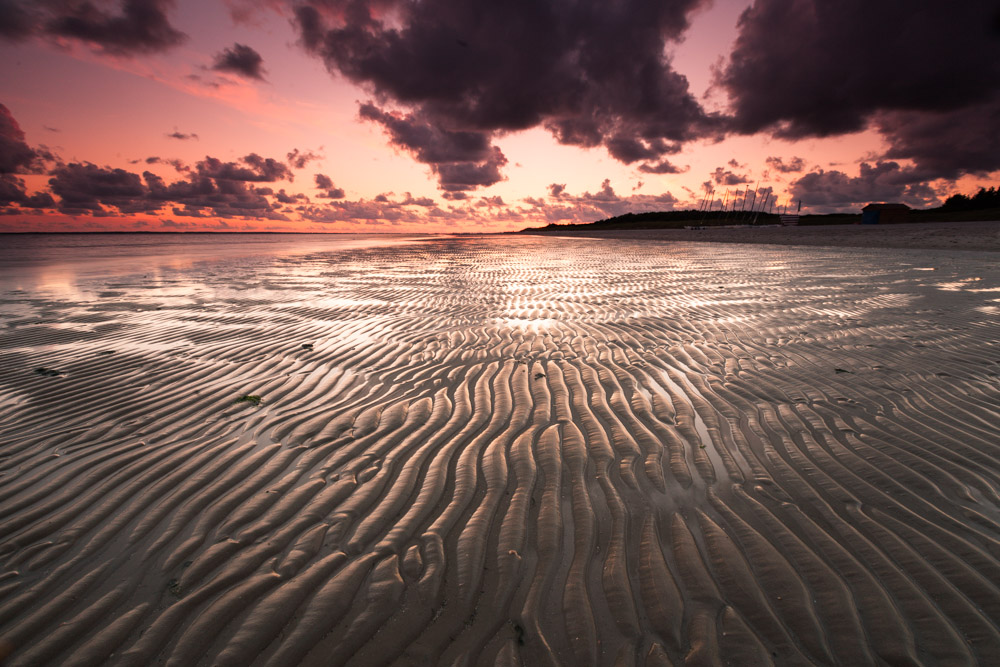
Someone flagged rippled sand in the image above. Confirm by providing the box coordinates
[1,236,999,665]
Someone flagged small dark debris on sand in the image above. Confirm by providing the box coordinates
[235,394,263,406]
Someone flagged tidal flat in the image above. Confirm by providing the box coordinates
[1,234,998,665]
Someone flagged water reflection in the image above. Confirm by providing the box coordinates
[0,233,434,300]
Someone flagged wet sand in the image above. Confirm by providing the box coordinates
[525,219,1000,252]
[1,235,999,665]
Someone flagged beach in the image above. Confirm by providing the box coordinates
[524,219,1000,252]
[1,233,999,665]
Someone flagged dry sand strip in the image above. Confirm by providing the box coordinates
[1,236,999,665]
[523,219,1000,252]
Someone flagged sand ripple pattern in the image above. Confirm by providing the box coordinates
[1,236,999,665]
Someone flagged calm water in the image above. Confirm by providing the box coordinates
[0,233,438,296]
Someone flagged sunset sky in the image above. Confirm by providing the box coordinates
[1,0,998,233]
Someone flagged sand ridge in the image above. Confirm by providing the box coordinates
[0,235,999,665]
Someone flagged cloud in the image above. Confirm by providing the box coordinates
[518,178,680,223]
[313,173,344,198]
[211,43,266,80]
[1,0,186,55]
[287,148,321,169]
[638,159,686,174]
[43,149,299,218]
[765,156,805,173]
[789,161,941,211]
[719,1,1000,181]
[711,166,749,186]
[49,162,151,214]
[167,130,198,140]
[195,153,293,182]
[875,98,1000,178]
[318,187,346,199]
[0,103,57,209]
[0,102,47,174]
[291,0,716,189]
[359,102,508,191]
[0,174,56,208]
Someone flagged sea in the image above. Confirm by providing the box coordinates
[0,232,435,296]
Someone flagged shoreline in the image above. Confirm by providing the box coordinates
[520,219,1000,252]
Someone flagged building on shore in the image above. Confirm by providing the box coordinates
[862,203,910,224]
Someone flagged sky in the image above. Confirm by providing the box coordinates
[1,0,998,233]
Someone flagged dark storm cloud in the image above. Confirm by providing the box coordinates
[0,0,35,41]
[212,43,267,80]
[720,1,1000,181]
[765,156,805,174]
[433,148,507,192]
[876,98,1000,178]
[0,0,186,55]
[788,161,939,210]
[721,2,1000,137]
[359,102,508,190]
[292,0,715,190]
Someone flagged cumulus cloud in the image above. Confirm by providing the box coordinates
[212,43,266,80]
[765,156,805,173]
[0,0,186,55]
[291,0,716,189]
[313,173,344,198]
[711,166,749,186]
[514,178,681,224]
[42,150,300,218]
[287,148,321,169]
[195,153,293,182]
[789,161,941,211]
[638,159,686,174]
[49,162,151,214]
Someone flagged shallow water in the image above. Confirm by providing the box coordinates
[0,235,998,665]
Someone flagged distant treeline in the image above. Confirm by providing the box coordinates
[518,185,999,233]
[525,209,781,233]
[940,186,1000,211]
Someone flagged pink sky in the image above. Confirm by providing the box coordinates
[1,0,997,233]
